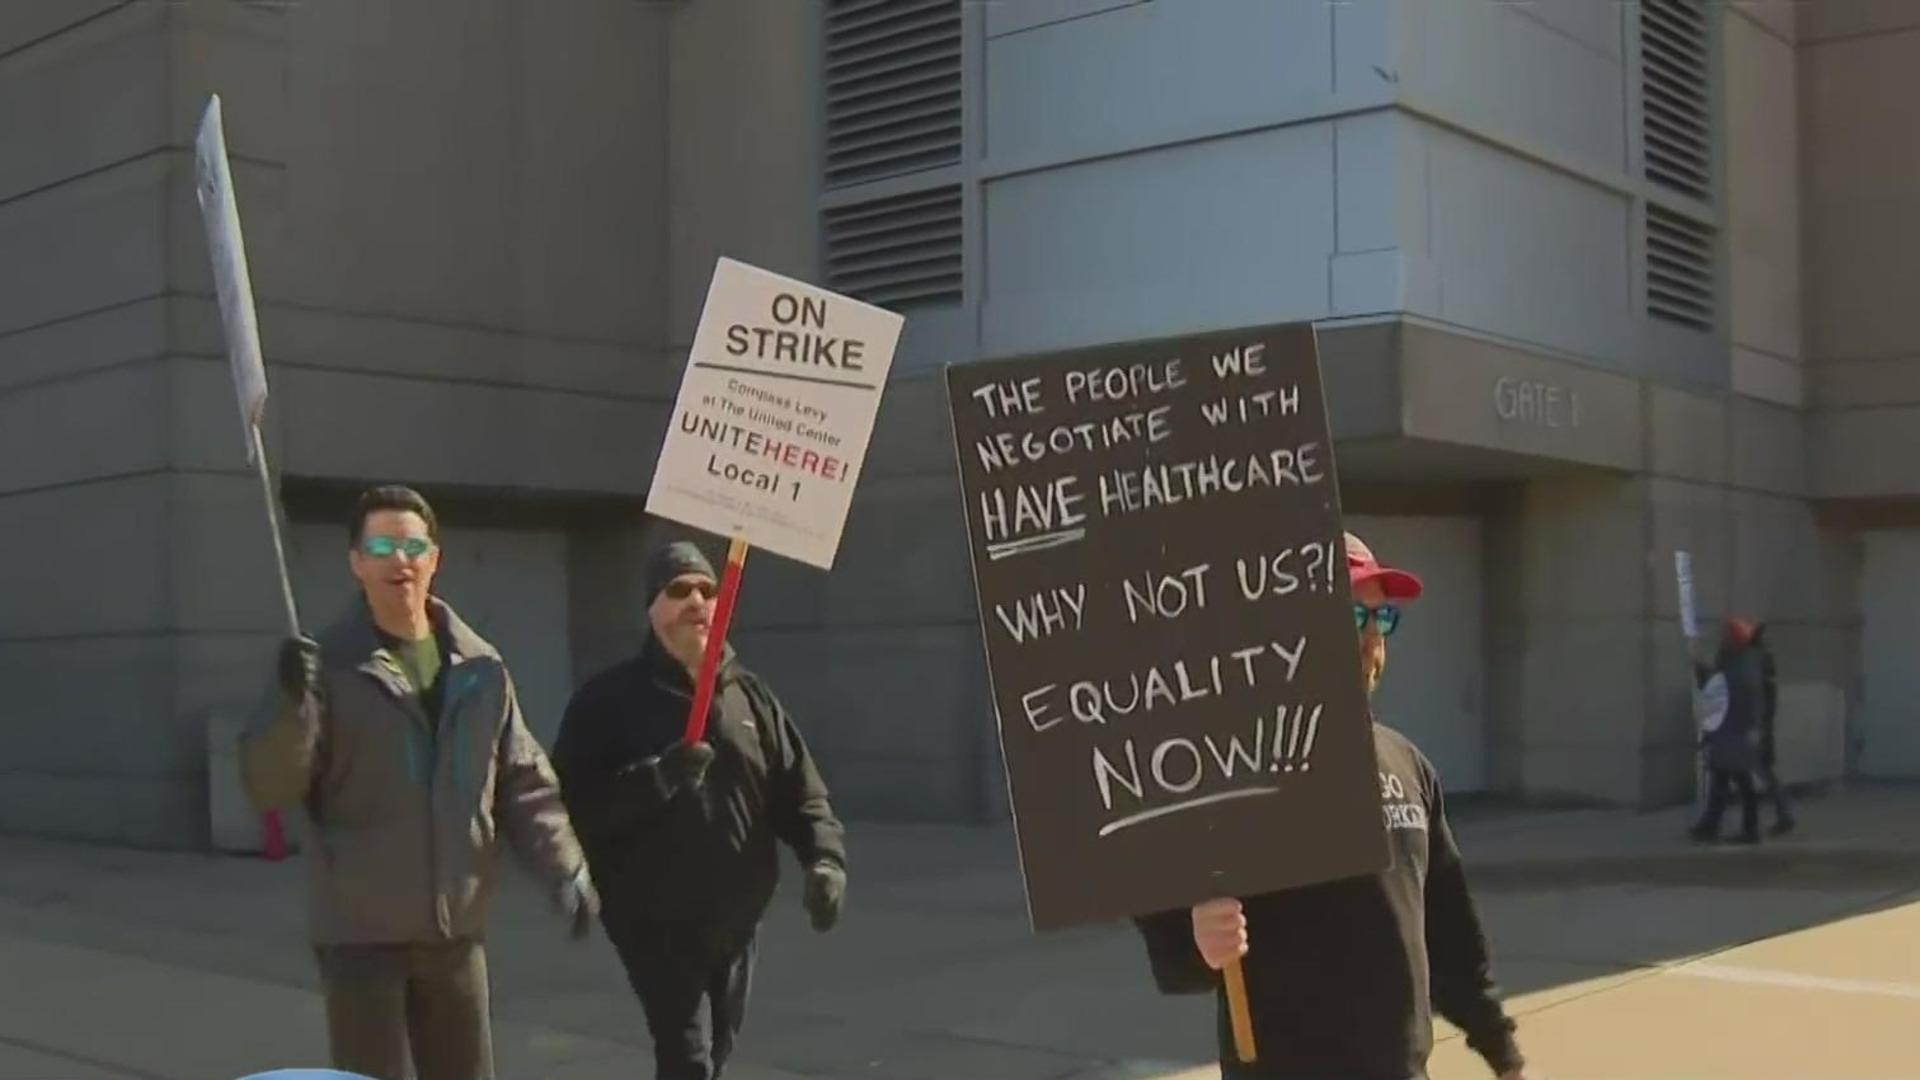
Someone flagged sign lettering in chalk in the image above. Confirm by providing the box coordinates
[947,323,1390,931]
[648,258,904,569]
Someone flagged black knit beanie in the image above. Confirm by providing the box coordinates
[646,540,717,601]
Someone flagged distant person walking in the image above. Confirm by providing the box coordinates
[1749,622,1795,836]
[1690,617,1765,845]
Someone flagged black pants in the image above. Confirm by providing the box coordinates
[313,939,493,1080]
[608,924,757,1080]
[1755,751,1794,826]
[1697,769,1760,840]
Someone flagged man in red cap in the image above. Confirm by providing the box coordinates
[1136,532,1534,1080]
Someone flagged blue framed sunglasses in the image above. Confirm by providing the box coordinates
[1354,601,1402,637]
[360,535,434,559]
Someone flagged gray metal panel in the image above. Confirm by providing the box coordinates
[1397,0,1627,175]
[983,0,1348,174]
[1335,113,1404,256]
[1418,121,1637,367]
[981,124,1337,357]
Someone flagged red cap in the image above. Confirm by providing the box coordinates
[1345,532,1423,600]
[1725,617,1755,646]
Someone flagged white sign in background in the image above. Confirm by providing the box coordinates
[1674,549,1698,641]
[193,95,270,460]
[646,258,905,569]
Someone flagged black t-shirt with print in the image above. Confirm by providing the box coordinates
[1136,723,1522,1080]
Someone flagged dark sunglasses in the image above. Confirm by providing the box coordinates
[663,579,718,601]
[360,535,434,560]
[1354,602,1402,637]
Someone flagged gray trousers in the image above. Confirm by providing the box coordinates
[314,939,493,1080]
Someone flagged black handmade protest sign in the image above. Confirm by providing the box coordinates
[947,323,1389,930]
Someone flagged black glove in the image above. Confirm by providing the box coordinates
[277,635,321,701]
[803,861,846,932]
[555,869,600,941]
[659,740,716,795]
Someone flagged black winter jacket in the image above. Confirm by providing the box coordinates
[552,637,846,956]
[1698,643,1764,773]
[1135,724,1521,1080]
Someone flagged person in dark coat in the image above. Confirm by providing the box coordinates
[1136,533,1533,1080]
[1750,622,1796,835]
[1690,617,1764,844]
[552,541,848,1080]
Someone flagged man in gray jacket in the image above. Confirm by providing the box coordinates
[241,485,599,1080]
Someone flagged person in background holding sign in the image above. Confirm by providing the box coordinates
[1749,622,1795,835]
[239,486,599,1080]
[1135,533,1534,1080]
[1689,617,1766,845]
[553,540,848,1080]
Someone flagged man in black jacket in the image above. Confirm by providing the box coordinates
[553,541,847,1080]
[1136,533,1533,1080]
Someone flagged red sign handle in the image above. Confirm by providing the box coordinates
[682,535,750,744]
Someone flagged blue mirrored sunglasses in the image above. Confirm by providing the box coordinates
[1354,602,1401,637]
[360,535,434,559]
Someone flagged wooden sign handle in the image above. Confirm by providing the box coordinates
[682,534,750,744]
[1224,957,1257,1062]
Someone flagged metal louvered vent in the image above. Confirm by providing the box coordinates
[1646,204,1715,331]
[823,186,962,309]
[1640,0,1713,201]
[825,0,962,187]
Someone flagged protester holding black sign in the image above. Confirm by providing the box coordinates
[553,541,848,1080]
[1136,533,1534,1080]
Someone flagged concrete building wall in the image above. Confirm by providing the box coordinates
[1803,2,1920,498]
[0,4,192,844]
[4,0,1910,845]
[1799,0,1920,778]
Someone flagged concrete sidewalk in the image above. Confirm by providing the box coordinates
[0,784,1916,1080]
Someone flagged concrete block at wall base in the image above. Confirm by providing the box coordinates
[207,709,291,855]
[1776,681,1847,785]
